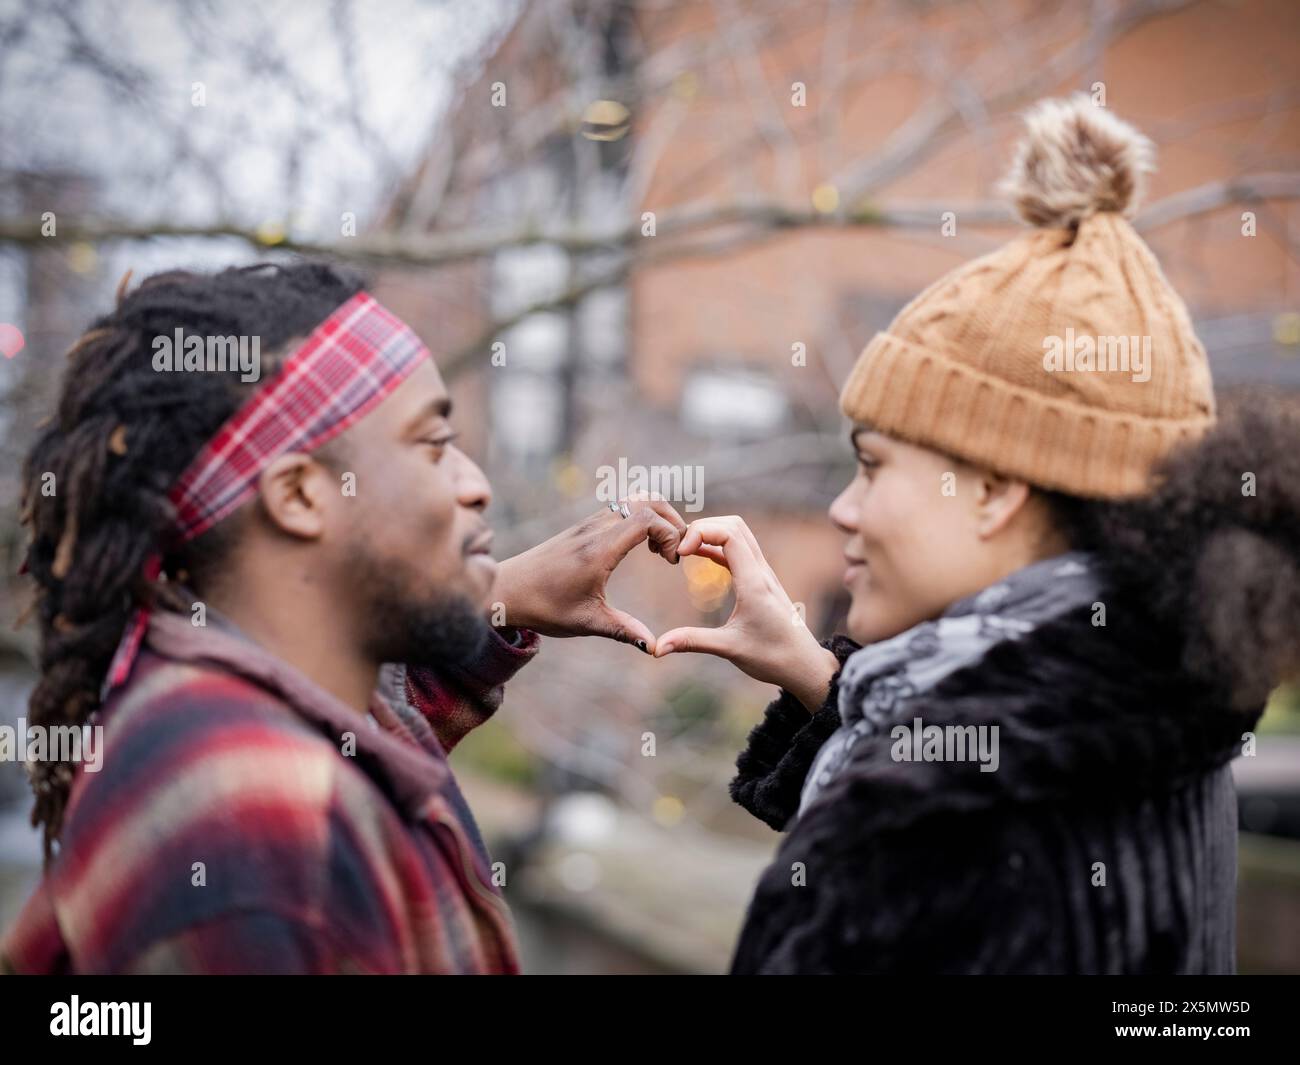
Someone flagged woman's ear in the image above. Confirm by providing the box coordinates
[254,453,334,540]
[973,470,1033,540]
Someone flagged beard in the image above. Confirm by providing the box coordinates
[351,544,493,673]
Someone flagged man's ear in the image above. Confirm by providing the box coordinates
[254,453,335,540]
[972,469,1033,540]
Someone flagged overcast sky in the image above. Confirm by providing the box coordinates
[0,0,519,312]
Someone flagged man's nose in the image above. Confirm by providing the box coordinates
[452,445,492,511]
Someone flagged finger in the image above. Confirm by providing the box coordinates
[675,519,763,584]
[654,625,737,660]
[625,494,688,538]
[690,544,729,568]
[712,514,767,563]
[611,506,682,564]
[624,497,686,563]
[643,512,683,563]
[674,538,729,567]
[590,604,657,654]
[679,515,760,557]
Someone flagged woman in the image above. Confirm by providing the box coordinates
[656,96,1300,974]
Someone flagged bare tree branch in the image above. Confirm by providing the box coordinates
[4,173,1295,266]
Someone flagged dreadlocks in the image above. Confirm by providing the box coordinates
[20,260,365,860]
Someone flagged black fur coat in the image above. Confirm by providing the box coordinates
[728,597,1260,974]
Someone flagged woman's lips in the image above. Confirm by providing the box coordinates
[843,555,866,586]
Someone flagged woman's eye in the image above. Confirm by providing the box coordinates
[856,454,879,475]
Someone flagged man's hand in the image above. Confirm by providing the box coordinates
[491,497,688,652]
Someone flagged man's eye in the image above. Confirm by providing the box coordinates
[856,454,879,473]
[421,433,458,458]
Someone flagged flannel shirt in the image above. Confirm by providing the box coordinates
[1,607,538,974]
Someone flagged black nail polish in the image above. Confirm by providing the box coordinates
[635,639,649,653]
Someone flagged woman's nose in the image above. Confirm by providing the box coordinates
[828,480,859,535]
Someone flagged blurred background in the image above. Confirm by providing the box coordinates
[1,0,1298,973]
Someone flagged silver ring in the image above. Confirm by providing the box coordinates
[611,501,631,519]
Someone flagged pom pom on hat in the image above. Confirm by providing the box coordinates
[1000,94,1155,228]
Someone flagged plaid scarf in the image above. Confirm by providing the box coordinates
[103,291,430,696]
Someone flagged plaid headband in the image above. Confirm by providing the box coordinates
[103,290,432,697]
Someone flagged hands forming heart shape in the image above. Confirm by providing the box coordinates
[492,495,689,652]
[493,496,841,712]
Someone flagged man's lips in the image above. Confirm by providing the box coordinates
[466,533,497,586]
[466,529,494,555]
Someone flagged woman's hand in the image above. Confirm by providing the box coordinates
[654,515,840,712]
[491,497,688,652]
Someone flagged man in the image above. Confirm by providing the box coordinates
[3,262,686,973]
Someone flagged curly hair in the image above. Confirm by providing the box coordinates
[1042,388,1300,713]
[19,260,365,860]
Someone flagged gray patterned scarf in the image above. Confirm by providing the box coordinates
[797,551,1103,818]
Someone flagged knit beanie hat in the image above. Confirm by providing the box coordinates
[839,95,1216,498]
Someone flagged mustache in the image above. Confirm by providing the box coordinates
[462,525,494,555]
